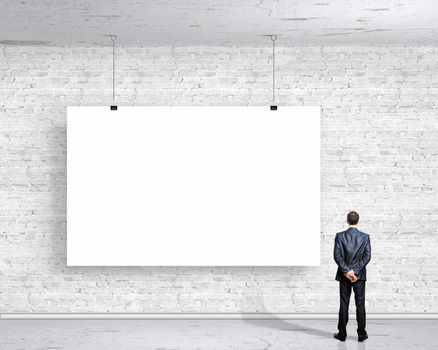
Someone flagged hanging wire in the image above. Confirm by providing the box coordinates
[110,35,117,102]
[270,35,277,104]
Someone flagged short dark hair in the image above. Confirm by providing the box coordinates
[347,211,359,225]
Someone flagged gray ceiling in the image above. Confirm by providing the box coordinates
[1,0,438,46]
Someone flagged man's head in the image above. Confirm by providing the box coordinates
[347,211,359,226]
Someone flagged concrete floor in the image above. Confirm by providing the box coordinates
[0,319,437,350]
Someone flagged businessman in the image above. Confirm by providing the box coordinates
[333,211,371,342]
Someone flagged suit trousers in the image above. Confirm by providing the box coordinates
[337,278,367,337]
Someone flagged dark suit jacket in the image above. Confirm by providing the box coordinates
[334,227,371,281]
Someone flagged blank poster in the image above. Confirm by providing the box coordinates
[67,106,320,266]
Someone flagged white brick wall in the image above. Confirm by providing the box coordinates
[1,46,437,313]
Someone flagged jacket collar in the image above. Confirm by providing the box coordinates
[347,226,358,231]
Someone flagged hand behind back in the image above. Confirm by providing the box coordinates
[344,270,358,283]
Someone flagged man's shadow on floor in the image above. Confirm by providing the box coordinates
[240,294,366,349]
[242,315,334,339]
[240,293,333,338]
[243,315,366,350]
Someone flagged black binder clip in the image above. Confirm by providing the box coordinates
[270,105,277,111]
[110,105,118,111]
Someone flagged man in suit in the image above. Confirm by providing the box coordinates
[333,211,371,342]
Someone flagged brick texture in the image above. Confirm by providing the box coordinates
[0,46,437,313]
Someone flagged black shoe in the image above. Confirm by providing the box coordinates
[358,334,368,342]
[334,333,346,341]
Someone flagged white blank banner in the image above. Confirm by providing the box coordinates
[67,106,320,266]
